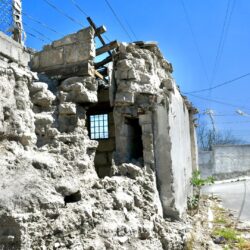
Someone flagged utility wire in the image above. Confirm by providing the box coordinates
[67,0,112,43]
[185,93,250,111]
[184,72,250,94]
[23,12,65,36]
[25,30,47,43]
[69,0,88,17]
[180,0,209,83]
[104,0,133,42]
[124,18,138,41]
[23,21,53,42]
[41,0,84,27]
[210,0,236,90]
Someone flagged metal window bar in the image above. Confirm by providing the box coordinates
[90,114,109,139]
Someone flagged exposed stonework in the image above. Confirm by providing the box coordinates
[0,28,199,249]
[112,43,198,219]
[31,27,95,77]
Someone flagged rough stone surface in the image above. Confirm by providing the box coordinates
[113,43,198,219]
[0,40,193,249]
[31,27,95,77]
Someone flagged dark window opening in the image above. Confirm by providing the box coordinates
[126,117,143,161]
[89,114,109,139]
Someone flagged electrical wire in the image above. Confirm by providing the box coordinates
[23,11,65,36]
[185,93,250,111]
[210,0,236,92]
[180,0,209,83]
[69,0,88,17]
[124,18,138,41]
[23,21,53,42]
[104,0,133,42]
[41,0,84,27]
[184,72,250,94]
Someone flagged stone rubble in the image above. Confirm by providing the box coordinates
[0,51,189,250]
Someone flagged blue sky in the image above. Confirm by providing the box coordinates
[22,0,250,142]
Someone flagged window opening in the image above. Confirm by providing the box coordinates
[90,114,109,139]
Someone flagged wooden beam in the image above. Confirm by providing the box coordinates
[87,17,112,56]
[96,41,119,56]
[95,25,107,37]
[98,67,108,77]
[94,55,112,69]
[94,70,104,80]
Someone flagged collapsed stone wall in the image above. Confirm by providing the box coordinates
[0,31,190,250]
[112,43,198,219]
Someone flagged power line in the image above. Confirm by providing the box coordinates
[41,0,84,27]
[23,12,65,36]
[23,21,53,42]
[124,18,138,41]
[180,0,209,83]
[210,0,236,90]
[26,30,47,43]
[67,0,112,43]
[104,0,133,41]
[185,93,250,111]
[184,72,250,94]
[69,0,88,17]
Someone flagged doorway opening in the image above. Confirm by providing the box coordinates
[125,117,143,163]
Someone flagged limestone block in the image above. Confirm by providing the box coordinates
[32,90,56,108]
[55,177,80,196]
[30,82,48,94]
[115,92,134,105]
[113,188,134,211]
[59,103,76,115]
[52,34,77,48]
[118,163,143,179]
[39,48,64,68]
[127,69,139,80]
[35,113,53,126]
[64,44,92,64]
[161,78,174,91]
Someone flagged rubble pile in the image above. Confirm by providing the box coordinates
[0,53,187,250]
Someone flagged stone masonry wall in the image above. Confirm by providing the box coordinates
[31,27,95,77]
[113,43,198,219]
[0,31,189,249]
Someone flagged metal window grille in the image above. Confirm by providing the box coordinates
[0,0,13,36]
[90,114,109,139]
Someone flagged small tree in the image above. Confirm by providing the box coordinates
[197,121,244,151]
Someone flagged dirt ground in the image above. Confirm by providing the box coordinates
[186,195,250,250]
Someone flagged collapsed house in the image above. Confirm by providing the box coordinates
[0,23,198,249]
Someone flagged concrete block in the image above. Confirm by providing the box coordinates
[39,48,64,68]
[52,34,77,48]
[0,31,31,66]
